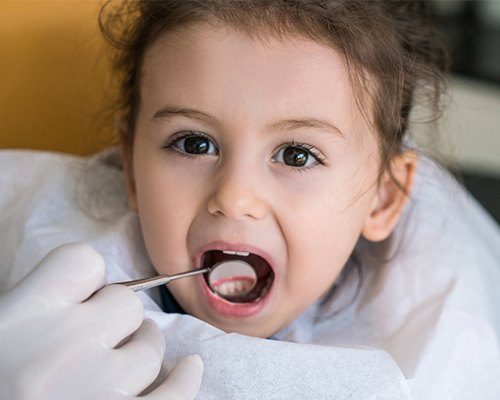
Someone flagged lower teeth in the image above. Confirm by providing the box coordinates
[208,260,257,299]
[212,277,255,297]
[213,274,272,303]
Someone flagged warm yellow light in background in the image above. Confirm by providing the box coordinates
[0,1,116,155]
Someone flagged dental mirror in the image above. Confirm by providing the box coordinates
[112,260,257,298]
[208,260,257,298]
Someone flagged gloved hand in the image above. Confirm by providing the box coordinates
[0,243,203,400]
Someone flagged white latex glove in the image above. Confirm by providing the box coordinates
[0,243,203,400]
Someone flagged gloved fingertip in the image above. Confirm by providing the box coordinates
[144,354,204,400]
[182,354,204,371]
[57,243,106,281]
[37,243,106,302]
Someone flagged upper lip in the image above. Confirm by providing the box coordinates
[193,241,277,273]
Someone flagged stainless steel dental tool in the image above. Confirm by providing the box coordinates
[113,267,211,292]
[112,260,258,298]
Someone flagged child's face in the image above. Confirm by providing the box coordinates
[131,23,383,337]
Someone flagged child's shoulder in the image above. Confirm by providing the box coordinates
[0,148,124,198]
[0,148,133,291]
[408,156,499,261]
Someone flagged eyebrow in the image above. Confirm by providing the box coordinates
[269,118,344,139]
[153,106,219,126]
[152,105,344,138]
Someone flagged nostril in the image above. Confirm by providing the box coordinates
[207,195,268,221]
[207,195,226,217]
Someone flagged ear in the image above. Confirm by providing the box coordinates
[361,151,418,242]
[117,119,138,212]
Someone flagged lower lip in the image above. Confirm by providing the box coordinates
[198,275,274,318]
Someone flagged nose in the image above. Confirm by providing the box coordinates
[207,163,270,221]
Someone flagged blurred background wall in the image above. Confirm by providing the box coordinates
[419,0,500,222]
[0,0,498,221]
[0,1,116,155]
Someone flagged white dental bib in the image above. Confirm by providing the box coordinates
[0,148,499,399]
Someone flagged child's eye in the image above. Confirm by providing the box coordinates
[163,131,218,156]
[271,141,325,170]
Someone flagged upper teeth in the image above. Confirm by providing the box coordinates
[222,250,250,256]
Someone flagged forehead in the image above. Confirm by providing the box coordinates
[139,22,363,136]
[143,22,344,71]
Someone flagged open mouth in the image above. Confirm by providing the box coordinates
[202,250,275,303]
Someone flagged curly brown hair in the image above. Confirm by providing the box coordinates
[99,0,448,186]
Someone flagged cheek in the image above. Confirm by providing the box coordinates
[284,203,361,290]
[279,170,376,300]
[132,144,202,272]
